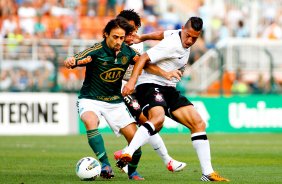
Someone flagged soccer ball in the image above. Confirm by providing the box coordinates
[75,157,101,181]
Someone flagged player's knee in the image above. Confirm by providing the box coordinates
[156,115,165,125]
[191,119,206,132]
[150,111,165,123]
[153,114,165,131]
[81,112,99,129]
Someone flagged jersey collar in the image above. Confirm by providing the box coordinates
[102,39,115,56]
[102,39,126,56]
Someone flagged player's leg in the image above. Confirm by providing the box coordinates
[117,85,168,170]
[148,130,186,172]
[103,102,144,180]
[115,94,143,173]
[120,124,144,180]
[122,93,186,171]
[142,87,188,172]
[171,104,229,181]
[77,99,113,179]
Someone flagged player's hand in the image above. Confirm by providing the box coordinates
[122,80,135,96]
[163,70,183,81]
[132,33,142,44]
[64,57,76,69]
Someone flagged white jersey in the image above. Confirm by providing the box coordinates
[163,29,180,37]
[136,29,190,87]
[130,42,144,54]
[123,31,176,82]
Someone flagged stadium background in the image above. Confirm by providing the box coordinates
[1,0,281,135]
[1,1,282,184]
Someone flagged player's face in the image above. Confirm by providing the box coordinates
[125,20,138,45]
[105,27,126,51]
[181,26,201,49]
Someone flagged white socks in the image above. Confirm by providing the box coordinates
[125,121,155,156]
[191,132,214,175]
[125,121,171,165]
[148,133,172,165]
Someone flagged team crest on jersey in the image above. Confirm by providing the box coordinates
[131,100,140,110]
[154,93,164,102]
[100,68,125,82]
[121,56,128,65]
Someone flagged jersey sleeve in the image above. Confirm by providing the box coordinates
[146,36,176,64]
[73,45,98,66]
[164,29,180,38]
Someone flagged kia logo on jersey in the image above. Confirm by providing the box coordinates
[100,68,125,82]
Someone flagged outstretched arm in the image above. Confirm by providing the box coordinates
[133,31,164,44]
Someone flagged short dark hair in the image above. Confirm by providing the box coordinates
[103,17,135,38]
[117,9,141,28]
[185,17,203,31]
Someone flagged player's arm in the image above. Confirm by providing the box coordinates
[64,56,92,69]
[133,31,164,44]
[142,33,183,80]
[144,64,183,80]
[122,53,150,96]
[64,50,93,69]
[133,29,179,44]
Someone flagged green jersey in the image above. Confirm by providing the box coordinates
[74,40,138,103]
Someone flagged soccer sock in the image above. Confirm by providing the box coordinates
[125,121,155,156]
[191,132,214,175]
[87,129,110,166]
[148,133,172,165]
[128,148,142,176]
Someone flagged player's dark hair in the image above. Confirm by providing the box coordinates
[185,17,203,31]
[103,17,135,38]
[117,9,141,28]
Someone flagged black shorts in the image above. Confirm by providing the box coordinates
[123,93,142,120]
[135,83,193,119]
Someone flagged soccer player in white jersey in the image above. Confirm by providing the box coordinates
[118,17,230,182]
[115,9,186,173]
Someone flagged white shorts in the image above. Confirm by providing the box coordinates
[77,98,136,136]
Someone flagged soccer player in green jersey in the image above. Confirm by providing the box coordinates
[64,17,144,180]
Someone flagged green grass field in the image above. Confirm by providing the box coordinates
[1,133,282,184]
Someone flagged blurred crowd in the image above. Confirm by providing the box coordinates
[0,0,183,40]
[1,0,282,94]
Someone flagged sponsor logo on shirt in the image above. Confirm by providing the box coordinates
[100,68,125,82]
[96,95,120,101]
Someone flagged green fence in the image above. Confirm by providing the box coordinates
[79,95,282,134]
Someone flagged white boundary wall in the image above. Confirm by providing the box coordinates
[0,93,78,135]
